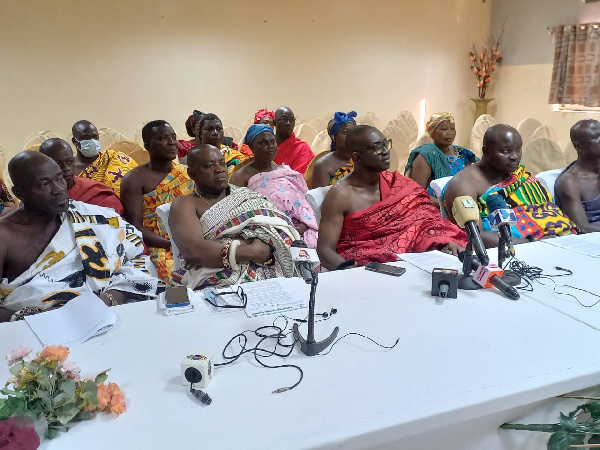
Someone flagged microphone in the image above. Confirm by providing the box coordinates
[452,196,490,267]
[290,240,318,284]
[458,252,520,300]
[184,367,212,405]
[431,268,458,299]
[486,194,517,257]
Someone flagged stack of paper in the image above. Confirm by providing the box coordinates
[25,292,117,346]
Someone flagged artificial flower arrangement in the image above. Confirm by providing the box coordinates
[0,345,126,441]
[469,25,506,99]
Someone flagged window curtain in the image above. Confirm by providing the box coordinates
[549,23,600,107]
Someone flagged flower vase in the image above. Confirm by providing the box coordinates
[470,98,494,122]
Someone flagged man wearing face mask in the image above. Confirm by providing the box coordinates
[72,120,137,197]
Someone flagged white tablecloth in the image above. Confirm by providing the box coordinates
[1,236,600,449]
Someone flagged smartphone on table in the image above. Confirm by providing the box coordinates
[365,262,406,277]
[165,286,190,308]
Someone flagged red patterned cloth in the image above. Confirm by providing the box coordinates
[69,177,124,215]
[274,133,314,175]
[337,171,468,265]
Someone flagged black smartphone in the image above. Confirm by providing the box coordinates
[165,286,190,308]
[365,262,406,277]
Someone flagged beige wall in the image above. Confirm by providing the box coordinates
[0,0,491,167]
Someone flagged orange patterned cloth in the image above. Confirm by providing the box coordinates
[143,163,194,282]
[78,149,137,197]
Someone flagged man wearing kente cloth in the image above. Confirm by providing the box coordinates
[40,138,124,215]
[169,144,299,290]
[274,106,314,175]
[121,121,194,283]
[311,111,357,188]
[72,120,137,197]
[317,126,467,270]
[555,119,600,233]
[0,152,158,322]
[443,124,577,247]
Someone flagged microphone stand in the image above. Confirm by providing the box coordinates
[458,242,482,291]
[292,270,339,356]
[498,233,509,269]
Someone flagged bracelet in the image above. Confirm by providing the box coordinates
[103,291,119,306]
[228,239,241,271]
[221,239,233,269]
[262,245,276,266]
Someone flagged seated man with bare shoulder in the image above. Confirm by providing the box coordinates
[317,125,467,271]
[442,124,577,247]
[0,152,158,322]
[169,144,299,290]
[555,119,600,233]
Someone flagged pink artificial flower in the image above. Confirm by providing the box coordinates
[6,346,32,366]
[59,360,81,382]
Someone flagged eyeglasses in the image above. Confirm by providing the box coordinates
[204,286,247,309]
[366,139,392,155]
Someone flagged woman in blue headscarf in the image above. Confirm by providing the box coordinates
[311,111,357,188]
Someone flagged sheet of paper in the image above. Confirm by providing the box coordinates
[25,292,117,347]
[242,278,310,317]
[538,234,600,258]
[397,250,463,273]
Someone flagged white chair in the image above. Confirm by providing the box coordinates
[98,127,128,150]
[470,114,496,157]
[305,185,332,225]
[521,138,566,174]
[430,176,453,218]
[531,125,558,143]
[563,142,577,165]
[382,126,411,173]
[536,169,564,199]
[156,203,182,272]
[295,124,318,148]
[311,130,331,154]
[517,118,543,145]
[412,133,433,150]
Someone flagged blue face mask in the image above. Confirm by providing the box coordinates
[77,138,101,157]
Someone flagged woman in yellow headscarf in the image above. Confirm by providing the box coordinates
[404,112,478,203]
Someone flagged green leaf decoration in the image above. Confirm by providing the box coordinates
[547,430,585,450]
[56,404,80,425]
[74,410,92,421]
[46,426,59,440]
[58,379,76,395]
[53,392,76,408]
[8,362,24,376]
[36,389,52,410]
[559,412,578,432]
[94,369,110,385]
[584,402,600,420]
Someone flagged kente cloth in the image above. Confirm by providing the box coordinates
[177,139,195,158]
[0,179,14,213]
[274,133,314,175]
[327,111,357,151]
[143,163,194,282]
[337,171,468,266]
[78,149,137,197]
[442,165,578,239]
[179,185,300,290]
[0,200,158,320]
[221,144,247,175]
[247,165,318,248]
[244,124,274,146]
[426,112,454,136]
[69,177,124,215]
[582,192,600,224]
[330,160,354,185]
[404,144,478,196]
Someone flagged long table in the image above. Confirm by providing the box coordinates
[2,235,600,449]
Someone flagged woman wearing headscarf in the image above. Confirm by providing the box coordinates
[239,108,276,157]
[311,111,357,188]
[177,110,204,164]
[230,124,318,248]
[404,112,478,203]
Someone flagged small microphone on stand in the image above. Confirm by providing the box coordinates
[185,367,212,405]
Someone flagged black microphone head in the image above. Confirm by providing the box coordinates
[185,367,203,384]
[486,194,509,212]
[458,251,465,263]
[291,240,308,249]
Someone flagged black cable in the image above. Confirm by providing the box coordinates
[508,258,600,308]
[316,333,400,357]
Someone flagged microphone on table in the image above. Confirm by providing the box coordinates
[452,196,490,267]
[457,252,520,300]
[184,367,212,405]
[431,268,458,299]
[290,240,318,284]
[486,194,517,266]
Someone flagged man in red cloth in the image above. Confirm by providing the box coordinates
[317,125,467,270]
[40,139,124,215]
[274,106,314,175]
